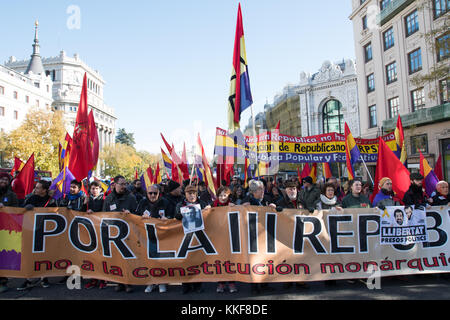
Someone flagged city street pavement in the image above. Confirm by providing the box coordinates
[1,274,449,300]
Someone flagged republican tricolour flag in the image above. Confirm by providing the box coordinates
[50,167,76,200]
[344,123,361,180]
[228,3,253,132]
[196,134,217,200]
[322,163,332,180]
[394,115,407,167]
[419,151,439,197]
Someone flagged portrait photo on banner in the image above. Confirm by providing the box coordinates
[180,204,204,234]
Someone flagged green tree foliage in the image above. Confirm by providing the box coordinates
[115,128,136,147]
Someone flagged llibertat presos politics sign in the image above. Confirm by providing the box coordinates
[0,206,449,285]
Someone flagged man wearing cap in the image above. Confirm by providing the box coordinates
[372,177,401,209]
[298,176,320,213]
[175,184,211,294]
[163,180,183,219]
[403,173,429,209]
[275,180,302,211]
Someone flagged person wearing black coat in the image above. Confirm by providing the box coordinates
[102,176,137,293]
[275,181,303,211]
[18,180,56,291]
[137,184,172,218]
[103,176,137,215]
[431,181,449,206]
[163,180,183,219]
[402,173,429,209]
[0,173,18,208]
[0,173,19,293]
[175,185,211,294]
[56,180,86,211]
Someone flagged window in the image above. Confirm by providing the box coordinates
[380,0,392,10]
[367,73,375,92]
[369,105,377,128]
[411,134,428,155]
[36,100,40,107]
[361,0,367,5]
[0,107,4,116]
[437,33,449,62]
[386,61,397,84]
[323,100,344,134]
[0,86,4,95]
[364,43,373,62]
[25,95,29,103]
[13,111,18,120]
[383,27,395,50]
[388,97,400,119]
[439,78,449,104]
[362,15,368,30]
[411,88,425,111]
[13,91,18,99]
[434,0,449,19]
[405,10,419,37]
[408,48,422,74]
[46,85,50,93]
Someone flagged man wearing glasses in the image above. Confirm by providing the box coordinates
[103,175,137,215]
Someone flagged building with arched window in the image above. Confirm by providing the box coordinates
[262,59,360,177]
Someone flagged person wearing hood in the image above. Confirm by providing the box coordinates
[102,175,137,293]
[56,180,86,211]
[163,180,183,218]
[175,184,211,294]
[372,177,401,210]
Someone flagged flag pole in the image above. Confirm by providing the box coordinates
[360,156,374,185]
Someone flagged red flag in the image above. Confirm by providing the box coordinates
[322,163,332,180]
[147,167,154,185]
[275,120,280,131]
[10,157,24,176]
[12,153,35,200]
[160,133,189,180]
[434,154,443,181]
[154,163,161,184]
[135,169,139,180]
[371,137,410,203]
[88,111,99,170]
[171,161,181,184]
[300,163,311,179]
[68,73,91,181]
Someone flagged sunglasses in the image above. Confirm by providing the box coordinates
[148,192,159,195]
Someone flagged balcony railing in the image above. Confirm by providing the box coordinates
[382,103,450,131]
[377,0,415,26]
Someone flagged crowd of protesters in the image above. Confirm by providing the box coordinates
[0,169,448,295]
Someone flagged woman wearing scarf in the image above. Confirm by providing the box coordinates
[316,183,342,211]
[212,186,238,294]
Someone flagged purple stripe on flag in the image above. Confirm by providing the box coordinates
[424,171,439,197]
[0,250,21,271]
